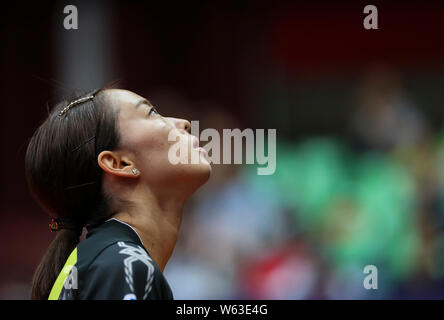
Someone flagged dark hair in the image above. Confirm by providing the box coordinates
[25,88,121,299]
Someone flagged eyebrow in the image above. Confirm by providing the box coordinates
[134,99,152,110]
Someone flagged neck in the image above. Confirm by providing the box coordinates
[112,186,186,271]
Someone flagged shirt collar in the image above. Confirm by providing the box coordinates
[85,217,145,247]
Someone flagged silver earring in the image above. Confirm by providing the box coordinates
[132,168,139,175]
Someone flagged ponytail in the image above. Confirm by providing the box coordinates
[30,229,81,300]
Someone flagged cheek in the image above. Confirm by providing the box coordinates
[133,124,182,166]
[123,120,168,149]
[122,121,208,179]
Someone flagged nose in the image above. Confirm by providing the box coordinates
[168,117,191,133]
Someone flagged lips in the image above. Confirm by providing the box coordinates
[192,135,199,149]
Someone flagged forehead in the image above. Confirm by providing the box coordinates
[106,89,145,108]
[104,89,150,120]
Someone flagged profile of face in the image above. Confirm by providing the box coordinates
[98,89,211,200]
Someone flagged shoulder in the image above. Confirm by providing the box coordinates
[79,241,173,300]
[92,241,154,271]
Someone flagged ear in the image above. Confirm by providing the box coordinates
[97,151,140,178]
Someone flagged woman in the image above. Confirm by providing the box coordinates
[25,88,211,300]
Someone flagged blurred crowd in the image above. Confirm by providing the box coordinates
[164,67,444,299]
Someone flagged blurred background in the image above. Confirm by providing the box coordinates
[2,0,444,299]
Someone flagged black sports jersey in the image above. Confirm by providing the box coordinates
[48,218,174,300]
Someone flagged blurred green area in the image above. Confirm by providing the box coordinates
[243,134,444,294]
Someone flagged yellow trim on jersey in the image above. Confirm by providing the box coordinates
[48,247,78,300]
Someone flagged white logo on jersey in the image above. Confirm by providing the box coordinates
[117,241,155,299]
[123,293,137,300]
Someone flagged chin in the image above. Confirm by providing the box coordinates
[188,147,212,182]
[167,146,212,191]
[174,162,211,199]
[192,160,212,186]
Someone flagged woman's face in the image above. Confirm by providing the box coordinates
[105,89,211,192]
